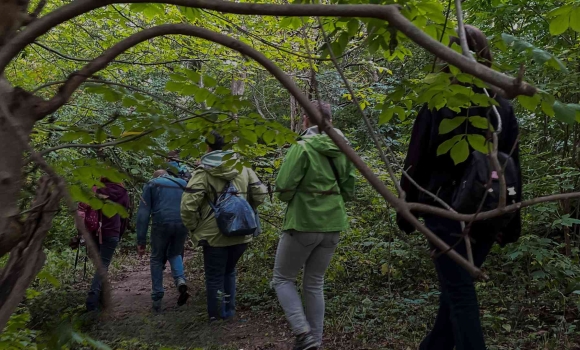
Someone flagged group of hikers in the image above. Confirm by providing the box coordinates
[75,26,521,350]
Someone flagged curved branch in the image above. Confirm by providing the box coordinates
[1,0,536,98]
[33,42,207,66]
[37,23,482,277]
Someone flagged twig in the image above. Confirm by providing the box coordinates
[33,42,206,67]
[317,16,404,197]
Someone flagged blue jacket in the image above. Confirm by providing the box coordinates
[136,175,187,245]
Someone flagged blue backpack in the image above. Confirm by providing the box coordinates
[207,182,258,237]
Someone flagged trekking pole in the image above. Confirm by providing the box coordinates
[83,245,88,280]
[73,245,80,283]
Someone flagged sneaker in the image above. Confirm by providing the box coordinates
[293,332,319,350]
[152,299,162,313]
[176,278,189,306]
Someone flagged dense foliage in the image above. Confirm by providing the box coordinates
[0,0,579,349]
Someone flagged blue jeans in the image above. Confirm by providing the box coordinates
[150,222,188,301]
[86,236,119,311]
[420,216,495,350]
[202,243,248,320]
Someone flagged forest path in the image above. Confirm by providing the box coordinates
[88,251,292,350]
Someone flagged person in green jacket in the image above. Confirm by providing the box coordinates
[273,100,356,350]
[180,131,267,322]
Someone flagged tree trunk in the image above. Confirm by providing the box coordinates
[0,82,43,258]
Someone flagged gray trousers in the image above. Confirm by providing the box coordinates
[272,231,340,344]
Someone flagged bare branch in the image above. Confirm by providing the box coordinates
[33,42,206,67]
[317,16,404,197]
[0,0,537,98]
[408,192,580,222]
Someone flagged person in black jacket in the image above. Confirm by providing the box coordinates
[397,25,522,350]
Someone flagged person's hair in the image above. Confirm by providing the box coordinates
[205,130,225,151]
[308,100,332,121]
[153,169,167,178]
[167,150,180,160]
[448,25,493,67]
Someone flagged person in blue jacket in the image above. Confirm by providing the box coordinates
[136,169,189,312]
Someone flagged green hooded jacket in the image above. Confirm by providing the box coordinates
[180,151,268,247]
[276,127,356,232]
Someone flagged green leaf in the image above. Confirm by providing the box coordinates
[518,94,541,111]
[202,75,217,88]
[95,128,106,143]
[467,134,490,154]
[437,134,463,156]
[240,129,257,144]
[378,109,394,125]
[165,81,183,92]
[549,14,570,36]
[263,130,275,144]
[542,100,555,117]
[571,7,580,32]
[439,117,466,134]
[450,138,469,165]
[469,116,493,130]
[553,101,577,125]
[37,270,60,288]
[102,202,118,218]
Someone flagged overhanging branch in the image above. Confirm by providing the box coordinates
[39,23,483,277]
[1,0,536,98]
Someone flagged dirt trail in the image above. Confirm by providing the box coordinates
[89,252,293,350]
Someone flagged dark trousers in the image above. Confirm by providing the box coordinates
[420,216,495,350]
[86,236,119,311]
[150,222,188,301]
[202,243,248,320]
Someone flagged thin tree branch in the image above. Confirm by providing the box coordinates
[407,192,580,222]
[33,42,206,66]
[0,0,537,98]
[317,17,404,197]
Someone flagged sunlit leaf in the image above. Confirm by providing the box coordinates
[467,134,490,154]
[439,117,466,134]
[450,138,469,165]
[437,134,463,156]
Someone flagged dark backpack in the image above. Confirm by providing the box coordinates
[451,151,519,233]
[207,182,258,237]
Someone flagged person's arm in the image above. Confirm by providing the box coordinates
[247,168,268,207]
[275,144,308,202]
[339,160,356,202]
[180,172,206,232]
[397,105,433,233]
[136,183,152,247]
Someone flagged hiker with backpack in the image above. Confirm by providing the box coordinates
[166,150,192,182]
[180,131,267,322]
[397,25,521,350]
[85,177,130,312]
[272,100,356,350]
[136,169,190,312]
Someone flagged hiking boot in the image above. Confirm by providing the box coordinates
[293,332,319,350]
[176,278,189,306]
[152,299,162,313]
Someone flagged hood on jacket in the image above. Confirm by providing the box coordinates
[302,126,348,158]
[167,160,188,176]
[200,150,240,181]
[97,182,128,202]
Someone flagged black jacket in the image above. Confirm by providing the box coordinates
[397,94,522,245]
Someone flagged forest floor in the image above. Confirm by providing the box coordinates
[86,250,382,350]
